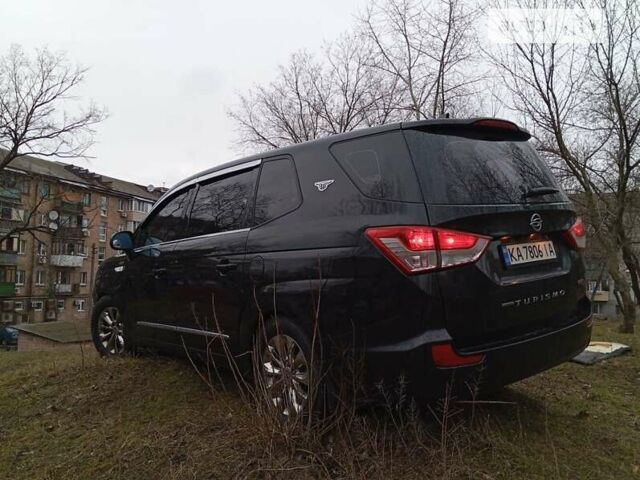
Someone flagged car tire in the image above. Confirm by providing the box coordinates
[254,317,331,419]
[91,296,133,357]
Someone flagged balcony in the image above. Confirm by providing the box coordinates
[54,283,79,295]
[127,210,147,223]
[55,226,86,239]
[591,290,610,303]
[50,254,84,268]
[57,200,84,214]
[0,282,15,297]
[0,186,22,201]
[0,252,17,266]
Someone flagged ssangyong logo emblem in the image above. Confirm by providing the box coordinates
[530,213,543,232]
[314,179,334,192]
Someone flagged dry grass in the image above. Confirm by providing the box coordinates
[0,318,638,479]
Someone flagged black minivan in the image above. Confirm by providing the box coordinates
[92,118,592,414]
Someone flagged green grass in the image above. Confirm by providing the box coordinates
[0,320,638,480]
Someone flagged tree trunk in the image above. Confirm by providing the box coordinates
[621,243,640,307]
[608,255,636,334]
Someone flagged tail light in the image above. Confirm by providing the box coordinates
[365,226,490,275]
[563,217,586,250]
[432,343,485,368]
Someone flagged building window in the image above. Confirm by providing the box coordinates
[118,198,129,211]
[0,204,24,222]
[82,192,92,206]
[0,267,16,283]
[16,270,25,286]
[132,199,152,213]
[31,300,44,311]
[98,246,106,263]
[14,301,23,311]
[1,235,19,253]
[99,222,107,242]
[40,181,51,198]
[36,270,45,286]
[126,220,141,232]
[20,179,30,194]
[75,299,85,312]
[57,299,65,311]
[80,272,88,286]
[100,196,108,216]
[55,270,71,284]
[18,239,26,255]
[37,242,47,256]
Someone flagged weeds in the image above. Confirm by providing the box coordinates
[175,271,498,480]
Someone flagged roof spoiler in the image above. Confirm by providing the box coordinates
[401,117,531,141]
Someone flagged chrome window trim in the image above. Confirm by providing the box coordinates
[132,227,250,253]
[151,159,262,213]
[134,159,261,250]
[137,321,229,339]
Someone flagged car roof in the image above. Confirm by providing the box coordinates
[167,117,529,197]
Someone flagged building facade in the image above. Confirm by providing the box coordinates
[0,154,164,325]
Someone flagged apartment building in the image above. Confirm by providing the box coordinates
[0,154,164,325]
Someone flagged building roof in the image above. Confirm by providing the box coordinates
[13,320,91,343]
[1,149,165,201]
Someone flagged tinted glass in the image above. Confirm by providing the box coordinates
[253,158,301,225]
[187,168,257,236]
[137,188,193,246]
[329,131,422,202]
[404,130,566,205]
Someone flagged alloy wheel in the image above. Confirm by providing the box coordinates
[261,334,310,417]
[98,306,125,355]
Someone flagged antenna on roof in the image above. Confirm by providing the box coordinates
[146,184,155,192]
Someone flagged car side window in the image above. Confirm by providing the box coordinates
[186,168,258,237]
[136,187,193,247]
[253,158,301,225]
[330,131,422,202]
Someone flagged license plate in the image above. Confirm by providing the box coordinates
[501,240,557,266]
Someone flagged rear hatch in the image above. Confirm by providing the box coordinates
[403,120,587,351]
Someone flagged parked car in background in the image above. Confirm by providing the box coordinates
[92,118,592,416]
[0,325,18,350]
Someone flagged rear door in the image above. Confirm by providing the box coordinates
[403,124,586,350]
[173,164,259,352]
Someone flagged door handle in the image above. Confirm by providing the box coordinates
[152,267,167,278]
[216,262,237,275]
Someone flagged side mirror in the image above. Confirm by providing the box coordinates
[110,231,135,251]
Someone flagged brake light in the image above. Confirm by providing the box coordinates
[432,343,485,368]
[472,119,519,131]
[563,217,586,250]
[365,226,490,275]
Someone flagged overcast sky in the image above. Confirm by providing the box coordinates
[2,0,367,189]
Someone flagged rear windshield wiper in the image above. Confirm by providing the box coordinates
[522,186,560,199]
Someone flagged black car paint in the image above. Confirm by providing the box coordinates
[93,118,592,398]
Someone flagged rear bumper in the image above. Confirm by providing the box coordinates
[364,312,593,399]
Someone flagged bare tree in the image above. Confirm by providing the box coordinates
[487,0,640,333]
[0,45,106,171]
[228,34,402,152]
[359,0,482,119]
[229,51,321,152]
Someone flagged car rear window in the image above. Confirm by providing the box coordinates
[403,129,566,205]
[329,131,422,202]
